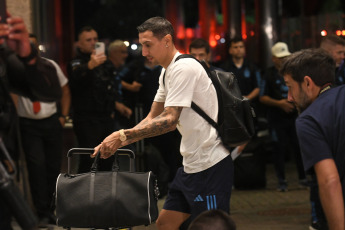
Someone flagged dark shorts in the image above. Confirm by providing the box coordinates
[163,154,233,218]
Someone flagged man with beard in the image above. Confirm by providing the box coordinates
[282,48,345,230]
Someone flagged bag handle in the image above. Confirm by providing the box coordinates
[90,151,119,173]
[89,149,131,173]
[90,151,101,173]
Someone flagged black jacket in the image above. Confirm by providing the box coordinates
[67,49,120,121]
[0,45,62,160]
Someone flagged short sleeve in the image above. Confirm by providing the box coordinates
[154,69,166,103]
[296,116,332,171]
[46,59,68,87]
[164,61,198,107]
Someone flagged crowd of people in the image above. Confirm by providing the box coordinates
[0,13,345,230]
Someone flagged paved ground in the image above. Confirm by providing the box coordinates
[13,161,311,230]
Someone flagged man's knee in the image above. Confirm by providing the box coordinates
[156,209,190,230]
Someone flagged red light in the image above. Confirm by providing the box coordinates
[210,40,217,48]
[342,30,345,36]
[176,25,185,39]
[186,28,194,39]
[215,34,220,40]
[321,30,327,36]
[336,30,342,36]
[250,31,255,36]
[242,34,247,40]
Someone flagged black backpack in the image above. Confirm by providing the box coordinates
[164,54,255,147]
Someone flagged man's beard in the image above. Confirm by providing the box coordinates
[296,87,312,114]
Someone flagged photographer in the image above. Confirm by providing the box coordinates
[0,15,62,230]
[68,27,131,174]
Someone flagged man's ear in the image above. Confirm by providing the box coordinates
[164,34,172,45]
[304,76,313,87]
[206,52,211,62]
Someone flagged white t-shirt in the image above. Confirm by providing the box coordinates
[17,58,68,119]
[154,52,229,173]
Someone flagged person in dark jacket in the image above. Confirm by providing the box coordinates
[0,15,62,230]
[67,26,131,173]
[259,42,306,192]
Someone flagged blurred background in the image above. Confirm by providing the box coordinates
[8,0,345,74]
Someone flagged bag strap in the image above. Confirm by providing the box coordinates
[90,150,122,173]
[162,54,220,131]
[191,102,218,129]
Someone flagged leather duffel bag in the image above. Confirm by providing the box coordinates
[55,148,159,229]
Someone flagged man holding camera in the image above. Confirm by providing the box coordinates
[0,15,62,230]
[68,27,131,173]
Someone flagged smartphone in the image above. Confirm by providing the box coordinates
[95,42,105,55]
[0,0,7,23]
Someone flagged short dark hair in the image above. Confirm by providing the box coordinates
[137,17,175,43]
[189,38,210,54]
[280,48,335,86]
[188,210,236,230]
[229,36,244,47]
[77,26,95,40]
[321,34,345,47]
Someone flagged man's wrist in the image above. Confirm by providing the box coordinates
[17,43,38,64]
[88,60,96,70]
[59,115,69,120]
[119,129,127,142]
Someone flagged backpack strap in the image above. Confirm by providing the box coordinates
[191,102,218,129]
[163,54,220,131]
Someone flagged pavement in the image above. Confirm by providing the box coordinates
[12,161,312,230]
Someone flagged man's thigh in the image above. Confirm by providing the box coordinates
[163,155,233,221]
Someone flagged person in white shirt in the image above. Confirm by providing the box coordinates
[93,17,233,230]
[12,34,70,227]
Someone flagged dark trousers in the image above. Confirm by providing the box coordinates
[270,120,305,184]
[73,118,115,173]
[19,114,63,219]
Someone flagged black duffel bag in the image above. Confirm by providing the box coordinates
[55,148,159,229]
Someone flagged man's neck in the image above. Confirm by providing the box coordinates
[232,56,244,68]
[161,48,178,69]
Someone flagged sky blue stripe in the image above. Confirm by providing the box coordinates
[213,195,217,209]
[206,196,210,210]
[210,196,214,209]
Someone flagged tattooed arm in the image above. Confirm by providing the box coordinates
[93,101,183,158]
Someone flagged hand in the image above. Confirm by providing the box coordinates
[237,142,248,153]
[58,117,66,127]
[130,81,142,92]
[122,106,132,119]
[278,99,295,113]
[92,131,122,159]
[88,51,106,69]
[115,102,132,119]
[0,15,31,57]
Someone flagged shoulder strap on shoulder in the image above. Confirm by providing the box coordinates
[163,54,219,130]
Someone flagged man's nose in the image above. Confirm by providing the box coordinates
[287,91,293,102]
[142,48,148,56]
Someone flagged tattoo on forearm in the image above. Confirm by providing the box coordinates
[124,106,182,145]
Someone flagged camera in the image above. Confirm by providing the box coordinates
[95,42,105,55]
